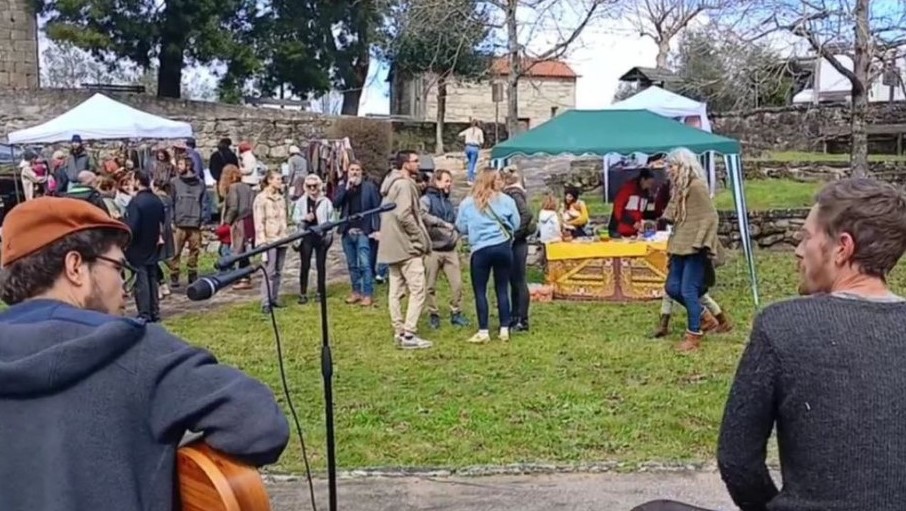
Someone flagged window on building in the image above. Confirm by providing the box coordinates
[551,106,559,117]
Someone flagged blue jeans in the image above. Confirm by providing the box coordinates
[465,144,480,182]
[342,231,374,297]
[664,252,708,333]
[470,241,513,330]
[369,238,388,280]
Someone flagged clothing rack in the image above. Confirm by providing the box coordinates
[303,138,354,200]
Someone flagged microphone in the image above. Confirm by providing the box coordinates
[215,202,397,271]
[186,266,258,301]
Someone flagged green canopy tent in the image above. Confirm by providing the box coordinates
[490,109,759,306]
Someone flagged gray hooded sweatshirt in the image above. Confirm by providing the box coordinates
[0,299,289,511]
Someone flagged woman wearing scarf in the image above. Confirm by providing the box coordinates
[292,174,334,304]
[661,148,720,353]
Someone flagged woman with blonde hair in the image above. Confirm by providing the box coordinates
[455,168,520,343]
[221,163,255,290]
[661,147,720,352]
[292,174,334,303]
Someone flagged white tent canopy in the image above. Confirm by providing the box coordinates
[7,93,193,144]
[608,86,713,132]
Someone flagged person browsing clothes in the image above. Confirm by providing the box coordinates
[0,197,288,511]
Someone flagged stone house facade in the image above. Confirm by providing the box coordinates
[0,0,39,89]
[389,58,577,131]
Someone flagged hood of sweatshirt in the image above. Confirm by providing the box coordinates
[380,169,404,196]
[0,299,145,397]
[178,173,201,186]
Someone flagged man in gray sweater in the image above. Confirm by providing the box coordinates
[633,178,906,511]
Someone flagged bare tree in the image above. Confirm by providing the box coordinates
[627,0,749,70]
[487,0,615,135]
[756,0,906,176]
[41,41,131,87]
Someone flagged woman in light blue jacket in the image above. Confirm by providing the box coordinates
[455,168,520,343]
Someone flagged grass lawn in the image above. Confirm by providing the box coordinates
[164,250,906,474]
[530,179,821,218]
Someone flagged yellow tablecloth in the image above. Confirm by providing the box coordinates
[545,239,668,260]
[543,239,668,302]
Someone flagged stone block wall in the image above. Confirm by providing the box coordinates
[711,103,906,153]
[408,74,577,130]
[0,0,38,89]
[0,88,505,164]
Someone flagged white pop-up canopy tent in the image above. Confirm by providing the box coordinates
[7,93,193,144]
[608,86,712,132]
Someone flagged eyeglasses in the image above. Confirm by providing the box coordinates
[306,184,319,189]
[94,255,137,293]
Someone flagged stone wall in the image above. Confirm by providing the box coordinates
[711,103,906,153]
[728,159,906,183]
[0,0,38,89]
[399,73,577,130]
[0,88,503,163]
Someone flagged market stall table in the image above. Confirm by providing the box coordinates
[544,239,668,302]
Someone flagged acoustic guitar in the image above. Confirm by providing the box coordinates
[177,442,271,511]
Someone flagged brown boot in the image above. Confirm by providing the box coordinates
[345,293,362,304]
[714,312,733,333]
[360,296,374,307]
[650,314,671,338]
[676,331,702,353]
[700,311,720,333]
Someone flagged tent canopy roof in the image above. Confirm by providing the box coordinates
[490,109,740,160]
[7,93,194,144]
[609,86,705,112]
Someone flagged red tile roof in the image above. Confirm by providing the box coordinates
[491,57,577,79]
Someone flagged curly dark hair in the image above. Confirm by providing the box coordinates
[0,228,130,305]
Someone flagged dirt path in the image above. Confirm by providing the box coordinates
[265,469,760,511]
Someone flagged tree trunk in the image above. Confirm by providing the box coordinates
[850,0,871,177]
[340,20,372,116]
[435,74,447,154]
[655,39,670,70]
[505,0,521,136]
[341,89,363,116]
[157,30,185,99]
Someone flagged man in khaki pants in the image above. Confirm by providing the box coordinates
[377,150,433,349]
[420,169,469,330]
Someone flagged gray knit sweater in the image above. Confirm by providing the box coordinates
[717,294,906,511]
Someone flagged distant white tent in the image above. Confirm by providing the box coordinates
[7,93,193,144]
[608,86,712,132]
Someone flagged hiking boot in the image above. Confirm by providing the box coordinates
[396,333,432,350]
[466,331,490,344]
[700,311,720,333]
[345,293,362,304]
[650,314,671,338]
[360,297,374,307]
[677,331,703,353]
[714,312,733,333]
[297,295,309,305]
[451,312,470,327]
[429,313,441,330]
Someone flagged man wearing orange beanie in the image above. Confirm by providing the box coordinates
[0,197,289,510]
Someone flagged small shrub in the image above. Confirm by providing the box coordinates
[329,117,392,181]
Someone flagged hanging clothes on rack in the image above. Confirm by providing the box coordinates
[302,138,355,201]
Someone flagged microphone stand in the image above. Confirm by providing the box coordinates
[216,203,391,511]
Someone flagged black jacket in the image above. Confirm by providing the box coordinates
[208,147,239,183]
[503,186,535,242]
[125,189,165,265]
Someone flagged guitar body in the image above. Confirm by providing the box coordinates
[177,442,271,511]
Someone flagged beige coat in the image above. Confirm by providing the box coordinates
[253,190,289,244]
[664,178,719,256]
[377,170,431,265]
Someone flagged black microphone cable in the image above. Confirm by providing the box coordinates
[257,264,318,511]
